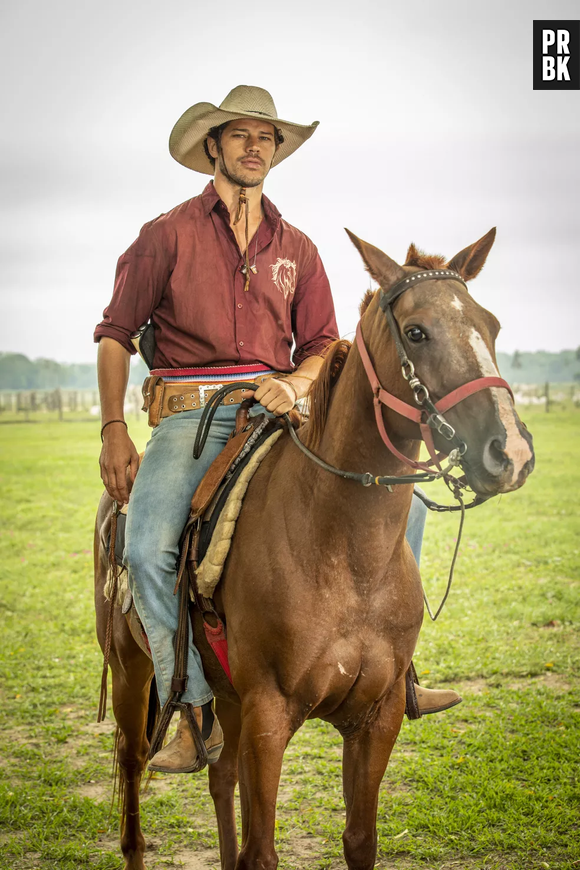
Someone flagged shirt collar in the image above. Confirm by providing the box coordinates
[201,180,281,229]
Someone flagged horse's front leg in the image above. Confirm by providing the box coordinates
[235,692,298,870]
[208,698,242,870]
[341,680,406,870]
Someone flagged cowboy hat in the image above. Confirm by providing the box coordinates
[169,85,319,174]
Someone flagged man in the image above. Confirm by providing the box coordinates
[95,85,460,774]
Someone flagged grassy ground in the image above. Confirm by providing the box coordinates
[0,407,578,870]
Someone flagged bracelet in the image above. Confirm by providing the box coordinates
[100,419,127,442]
[274,376,299,405]
[284,380,298,405]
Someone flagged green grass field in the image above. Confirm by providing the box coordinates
[0,408,578,870]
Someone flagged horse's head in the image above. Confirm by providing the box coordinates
[347,228,534,497]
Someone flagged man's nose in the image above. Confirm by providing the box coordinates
[247,138,260,152]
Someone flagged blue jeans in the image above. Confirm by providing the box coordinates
[406,487,427,567]
[125,405,239,707]
[125,407,428,707]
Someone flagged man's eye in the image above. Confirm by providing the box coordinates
[406,327,427,343]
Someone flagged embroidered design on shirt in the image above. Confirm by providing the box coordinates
[270,258,297,300]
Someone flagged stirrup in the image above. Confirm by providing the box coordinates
[148,699,209,773]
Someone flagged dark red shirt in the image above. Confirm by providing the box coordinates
[94,182,339,372]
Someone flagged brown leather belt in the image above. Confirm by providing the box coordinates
[141,374,276,427]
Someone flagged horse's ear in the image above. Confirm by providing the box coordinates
[447,228,497,282]
[345,229,405,288]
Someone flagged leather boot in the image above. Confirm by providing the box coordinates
[415,684,462,715]
[148,707,224,773]
[405,661,462,719]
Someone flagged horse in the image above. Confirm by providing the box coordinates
[94,226,534,870]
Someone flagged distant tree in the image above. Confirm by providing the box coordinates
[512,350,522,369]
[0,353,36,389]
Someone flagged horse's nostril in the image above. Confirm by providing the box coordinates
[483,436,509,476]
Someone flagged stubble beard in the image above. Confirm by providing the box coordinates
[217,150,269,189]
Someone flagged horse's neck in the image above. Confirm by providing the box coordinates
[294,325,421,578]
[316,327,421,481]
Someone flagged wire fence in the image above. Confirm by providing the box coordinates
[0,385,144,423]
[512,382,580,412]
[0,382,578,424]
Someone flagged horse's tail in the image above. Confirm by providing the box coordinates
[110,725,124,828]
[109,677,158,830]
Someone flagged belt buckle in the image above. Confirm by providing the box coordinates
[199,383,224,407]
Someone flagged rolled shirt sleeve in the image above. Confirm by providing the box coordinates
[291,248,339,366]
[94,218,175,354]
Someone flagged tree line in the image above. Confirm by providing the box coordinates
[0,353,148,390]
[0,349,578,390]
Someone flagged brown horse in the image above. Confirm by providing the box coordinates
[95,227,534,870]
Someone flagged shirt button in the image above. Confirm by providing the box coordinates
[237,303,243,309]
[239,341,244,347]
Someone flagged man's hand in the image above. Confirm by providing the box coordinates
[99,422,140,504]
[251,378,297,416]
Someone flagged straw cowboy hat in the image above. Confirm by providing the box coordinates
[169,85,319,174]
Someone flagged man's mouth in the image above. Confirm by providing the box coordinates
[240,158,263,169]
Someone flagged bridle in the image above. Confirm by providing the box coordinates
[360,267,514,479]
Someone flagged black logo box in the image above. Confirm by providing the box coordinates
[533,20,579,90]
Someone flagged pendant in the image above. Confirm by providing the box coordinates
[250,264,258,274]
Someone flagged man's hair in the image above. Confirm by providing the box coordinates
[203,122,285,168]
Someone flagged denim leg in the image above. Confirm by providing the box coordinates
[124,405,238,707]
[406,488,428,567]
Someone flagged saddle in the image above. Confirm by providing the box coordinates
[103,402,292,683]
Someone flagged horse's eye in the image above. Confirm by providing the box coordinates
[406,327,426,343]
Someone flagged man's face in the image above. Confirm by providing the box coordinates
[209,119,278,188]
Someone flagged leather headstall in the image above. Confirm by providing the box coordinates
[357,268,514,475]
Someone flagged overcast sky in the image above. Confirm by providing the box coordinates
[1,0,578,362]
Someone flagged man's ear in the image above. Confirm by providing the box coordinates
[345,229,405,288]
[447,228,496,282]
[206,136,218,160]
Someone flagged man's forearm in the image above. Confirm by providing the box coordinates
[97,337,131,423]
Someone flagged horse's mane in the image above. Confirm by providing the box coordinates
[304,339,352,450]
[305,243,446,450]
[404,243,447,270]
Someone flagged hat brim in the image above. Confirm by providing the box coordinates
[169,102,319,174]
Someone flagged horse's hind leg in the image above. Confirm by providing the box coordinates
[341,683,406,870]
[110,645,154,870]
[208,698,242,870]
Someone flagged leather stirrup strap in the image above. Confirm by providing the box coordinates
[405,660,422,720]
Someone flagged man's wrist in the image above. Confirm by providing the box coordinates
[284,373,315,401]
[100,419,128,442]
